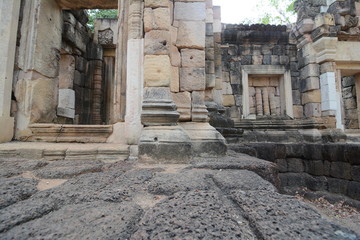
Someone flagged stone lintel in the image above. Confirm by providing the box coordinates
[242,65,286,76]
[336,41,360,64]
[312,37,338,64]
[337,63,360,76]
[56,0,118,9]
[312,38,360,65]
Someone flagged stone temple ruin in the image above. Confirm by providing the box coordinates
[0,0,360,204]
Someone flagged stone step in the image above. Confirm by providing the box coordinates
[28,124,113,143]
[0,142,130,163]
[345,130,360,143]
[234,119,326,130]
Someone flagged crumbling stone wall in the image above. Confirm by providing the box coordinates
[94,18,118,125]
[61,10,104,125]
[12,5,105,131]
[327,0,360,40]
[291,0,360,129]
[221,24,300,120]
[342,76,359,129]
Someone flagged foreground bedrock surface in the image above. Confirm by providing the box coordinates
[0,152,359,240]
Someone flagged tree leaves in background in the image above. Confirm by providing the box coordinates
[258,0,296,25]
[240,0,296,25]
[87,9,118,31]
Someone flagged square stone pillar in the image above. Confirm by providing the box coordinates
[356,74,360,129]
[125,39,144,145]
[0,0,21,142]
[320,68,342,129]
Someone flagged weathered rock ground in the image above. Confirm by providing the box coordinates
[0,151,359,240]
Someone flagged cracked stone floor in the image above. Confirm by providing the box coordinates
[0,150,359,240]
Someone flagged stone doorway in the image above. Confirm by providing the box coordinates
[242,65,294,120]
[57,10,118,125]
[7,0,129,142]
[334,66,360,131]
[28,8,119,142]
[341,76,359,129]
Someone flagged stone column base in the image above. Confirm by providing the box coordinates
[0,116,14,143]
[138,126,192,164]
[179,122,227,157]
[138,123,227,163]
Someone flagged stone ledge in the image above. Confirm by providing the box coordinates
[56,0,118,9]
[234,119,326,130]
[28,124,113,143]
[0,142,129,163]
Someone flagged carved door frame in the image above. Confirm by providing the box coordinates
[241,65,294,119]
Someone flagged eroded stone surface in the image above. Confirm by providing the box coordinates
[148,170,213,195]
[33,160,104,179]
[132,190,256,239]
[1,201,142,240]
[191,150,281,188]
[212,170,277,192]
[0,168,155,233]
[0,178,38,209]
[0,153,358,240]
[230,190,358,240]
[0,158,48,178]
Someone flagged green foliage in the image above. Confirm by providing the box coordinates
[240,0,296,25]
[259,0,296,25]
[87,9,118,31]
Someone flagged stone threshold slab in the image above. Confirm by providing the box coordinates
[28,124,113,143]
[0,142,130,162]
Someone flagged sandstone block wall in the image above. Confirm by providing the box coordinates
[174,0,207,123]
[11,2,118,136]
[221,24,300,120]
[141,0,179,126]
[234,143,360,202]
[4,0,360,145]
[342,76,358,129]
[142,0,216,125]
[12,0,63,139]
[94,18,118,125]
[291,0,360,129]
[61,10,105,125]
